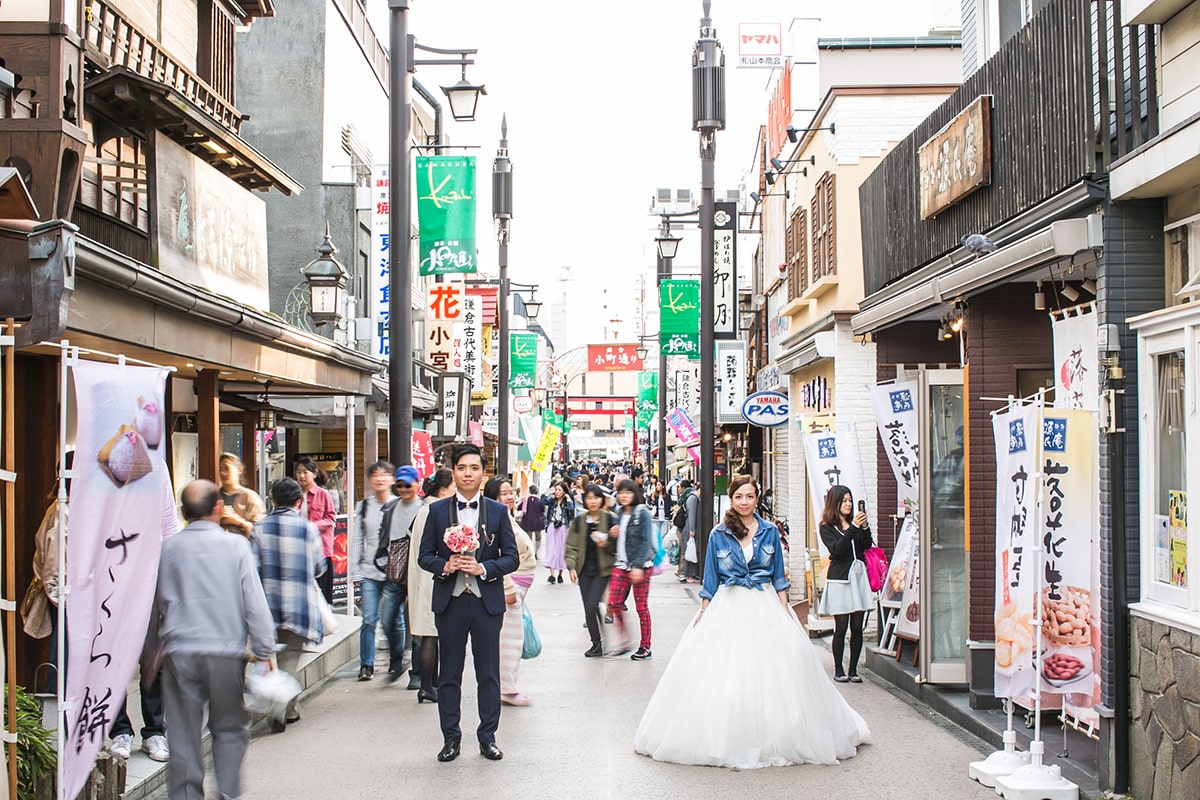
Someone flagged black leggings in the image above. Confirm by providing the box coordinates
[419,636,439,694]
[832,611,865,676]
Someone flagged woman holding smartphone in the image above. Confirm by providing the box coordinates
[817,485,875,683]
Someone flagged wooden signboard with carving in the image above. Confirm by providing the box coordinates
[918,95,992,219]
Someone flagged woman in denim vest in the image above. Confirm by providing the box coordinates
[635,475,870,769]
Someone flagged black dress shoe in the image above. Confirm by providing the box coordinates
[417,689,439,704]
[437,739,461,762]
[479,741,503,760]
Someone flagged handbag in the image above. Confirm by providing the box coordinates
[385,536,411,584]
[864,545,888,592]
[20,577,52,639]
[684,536,698,564]
[521,604,542,659]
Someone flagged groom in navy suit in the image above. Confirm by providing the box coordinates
[418,444,518,762]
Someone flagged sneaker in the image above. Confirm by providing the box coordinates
[557,575,564,584]
[141,734,169,762]
[584,644,604,658]
[109,734,133,760]
[631,647,652,661]
[358,665,374,681]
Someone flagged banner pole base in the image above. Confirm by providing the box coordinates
[994,741,1078,800]
[968,729,1030,787]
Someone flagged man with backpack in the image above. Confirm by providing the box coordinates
[673,480,700,583]
[355,462,419,683]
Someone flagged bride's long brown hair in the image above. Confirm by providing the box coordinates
[722,475,757,539]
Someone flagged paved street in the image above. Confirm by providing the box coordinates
[159,569,1003,799]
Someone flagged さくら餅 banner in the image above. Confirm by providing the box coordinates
[64,362,176,800]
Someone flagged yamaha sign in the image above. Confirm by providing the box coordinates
[741,391,789,427]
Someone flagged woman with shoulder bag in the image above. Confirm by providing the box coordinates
[565,485,617,657]
[818,485,875,683]
[485,476,537,707]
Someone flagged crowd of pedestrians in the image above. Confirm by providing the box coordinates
[51,450,876,795]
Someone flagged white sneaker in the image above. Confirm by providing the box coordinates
[109,733,133,760]
[142,734,169,762]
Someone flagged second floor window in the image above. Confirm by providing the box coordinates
[811,172,836,285]
[79,119,148,230]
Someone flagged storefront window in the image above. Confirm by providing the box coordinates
[1154,352,1187,590]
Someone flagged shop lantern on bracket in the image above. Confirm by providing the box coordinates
[302,224,349,329]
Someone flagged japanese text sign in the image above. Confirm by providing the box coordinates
[715,340,746,424]
[713,202,738,339]
[456,295,482,392]
[532,424,562,472]
[64,362,176,800]
[509,332,539,390]
[918,95,992,220]
[587,344,644,372]
[369,166,390,357]
[660,279,700,358]
[425,281,464,371]
[737,22,783,68]
[870,380,921,511]
[1052,309,1099,411]
[636,370,659,429]
[416,156,477,275]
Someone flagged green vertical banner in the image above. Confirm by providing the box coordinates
[416,155,477,275]
[637,370,658,429]
[509,332,538,390]
[660,279,701,359]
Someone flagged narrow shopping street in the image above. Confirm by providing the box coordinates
[182,571,999,799]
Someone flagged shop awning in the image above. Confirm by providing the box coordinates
[851,218,1091,335]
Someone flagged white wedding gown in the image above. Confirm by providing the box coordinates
[634,583,871,769]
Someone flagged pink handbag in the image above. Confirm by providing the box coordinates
[864,546,888,593]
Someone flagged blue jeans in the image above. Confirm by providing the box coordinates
[359,578,406,669]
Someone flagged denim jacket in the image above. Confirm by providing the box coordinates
[699,515,789,601]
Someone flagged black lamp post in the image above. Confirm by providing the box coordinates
[493,117,513,475]
[693,0,725,560]
[654,221,680,484]
[388,0,485,467]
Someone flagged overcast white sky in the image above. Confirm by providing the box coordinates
[373,0,960,350]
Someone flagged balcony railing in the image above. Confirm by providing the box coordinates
[80,0,245,135]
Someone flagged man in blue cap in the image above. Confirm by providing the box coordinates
[354,462,421,682]
[389,464,425,685]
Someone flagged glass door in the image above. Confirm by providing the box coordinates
[919,367,967,683]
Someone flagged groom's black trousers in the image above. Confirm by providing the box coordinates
[435,592,504,744]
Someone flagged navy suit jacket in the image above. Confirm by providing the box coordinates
[418,495,519,617]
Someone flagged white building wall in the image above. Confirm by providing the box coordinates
[829,94,959,165]
[833,320,879,517]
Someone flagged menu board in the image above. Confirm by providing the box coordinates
[880,517,917,609]
[894,540,921,639]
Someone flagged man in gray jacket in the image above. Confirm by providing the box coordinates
[144,479,276,800]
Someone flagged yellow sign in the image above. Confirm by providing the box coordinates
[532,424,561,472]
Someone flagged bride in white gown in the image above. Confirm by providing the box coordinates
[634,476,870,769]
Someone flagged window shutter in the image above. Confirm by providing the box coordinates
[825,173,837,278]
[797,209,808,295]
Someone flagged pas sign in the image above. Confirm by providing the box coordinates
[742,391,789,427]
[513,396,534,414]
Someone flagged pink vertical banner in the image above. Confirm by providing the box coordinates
[665,407,700,446]
[64,362,177,800]
[411,430,436,479]
[469,420,485,447]
[687,447,701,464]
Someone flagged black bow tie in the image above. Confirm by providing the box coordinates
[457,500,479,510]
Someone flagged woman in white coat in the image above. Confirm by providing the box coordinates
[406,468,455,703]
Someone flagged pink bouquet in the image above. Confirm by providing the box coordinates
[444,524,480,554]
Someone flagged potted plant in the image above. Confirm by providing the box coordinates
[4,684,56,798]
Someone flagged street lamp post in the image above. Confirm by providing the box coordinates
[387,0,484,467]
[693,0,725,561]
[496,278,540,476]
[493,117,513,475]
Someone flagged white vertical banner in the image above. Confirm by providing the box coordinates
[457,295,482,393]
[369,166,390,358]
[424,280,463,371]
[64,362,176,800]
[715,340,747,423]
[869,380,921,511]
[1052,308,1099,411]
[800,428,866,557]
[1037,409,1099,702]
[992,404,1041,699]
[441,377,463,438]
[713,202,738,338]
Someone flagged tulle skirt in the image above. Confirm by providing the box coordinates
[634,585,871,769]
